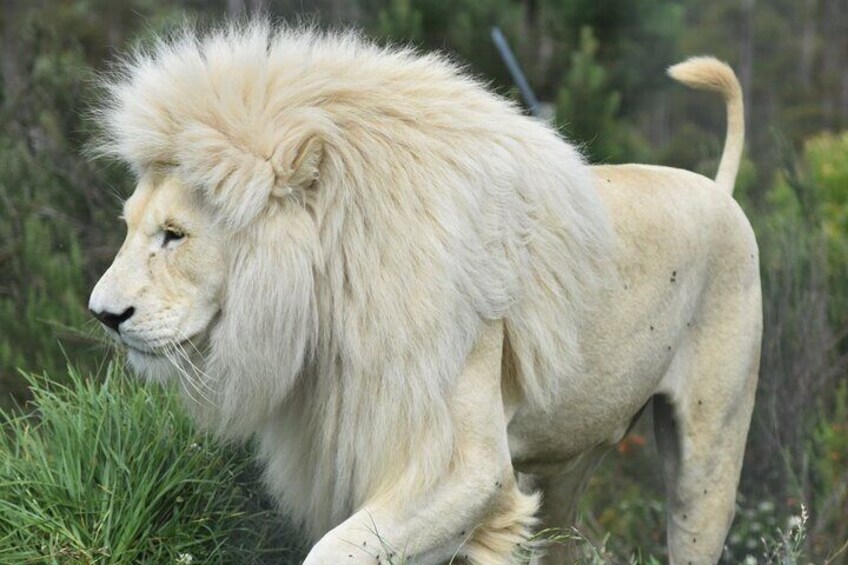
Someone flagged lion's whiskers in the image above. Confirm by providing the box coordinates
[172,339,218,404]
[173,335,218,389]
[162,346,198,406]
[164,345,213,407]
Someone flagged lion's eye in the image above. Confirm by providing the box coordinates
[162,226,186,246]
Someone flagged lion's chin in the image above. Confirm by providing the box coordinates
[124,329,213,385]
[126,347,179,384]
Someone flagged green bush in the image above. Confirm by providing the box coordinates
[802,131,848,322]
[807,381,848,558]
[0,9,128,400]
[0,364,304,564]
[555,26,647,163]
[0,136,93,401]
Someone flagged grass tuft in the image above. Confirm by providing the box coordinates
[0,363,301,564]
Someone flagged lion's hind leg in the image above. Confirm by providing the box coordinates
[654,278,761,564]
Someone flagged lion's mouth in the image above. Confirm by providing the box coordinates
[123,337,203,359]
[125,343,166,358]
[120,312,219,359]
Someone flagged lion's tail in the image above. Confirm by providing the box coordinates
[668,57,744,195]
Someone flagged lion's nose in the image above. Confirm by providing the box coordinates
[90,306,136,333]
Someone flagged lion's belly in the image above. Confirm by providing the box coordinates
[506,164,732,469]
[505,296,683,469]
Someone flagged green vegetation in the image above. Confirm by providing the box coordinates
[1,0,846,562]
[0,365,302,563]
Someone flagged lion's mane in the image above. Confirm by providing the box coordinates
[97,23,615,538]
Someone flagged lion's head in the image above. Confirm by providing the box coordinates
[89,173,225,382]
[89,137,323,437]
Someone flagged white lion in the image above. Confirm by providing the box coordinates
[89,23,760,565]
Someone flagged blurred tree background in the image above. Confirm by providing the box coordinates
[1,0,846,562]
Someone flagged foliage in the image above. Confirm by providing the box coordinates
[724,498,802,564]
[577,423,665,559]
[759,504,810,565]
[0,133,96,401]
[0,4,134,400]
[364,0,527,91]
[0,364,303,563]
[375,0,424,42]
[540,0,684,112]
[808,382,848,558]
[802,132,848,321]
[554,26,644,162]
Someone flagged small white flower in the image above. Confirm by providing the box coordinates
[743,555,758,565]
[786,515,802,529]
[176,553,194,564]
[757,500,774,513]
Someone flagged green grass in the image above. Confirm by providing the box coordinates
[0,364,304,564]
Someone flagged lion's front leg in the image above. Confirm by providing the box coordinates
[303,321,539,565]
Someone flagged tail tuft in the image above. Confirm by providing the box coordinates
[668,57,744,195]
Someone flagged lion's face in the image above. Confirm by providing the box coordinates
[89,173,226,381]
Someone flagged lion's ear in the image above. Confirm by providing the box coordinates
[270,134,323,199]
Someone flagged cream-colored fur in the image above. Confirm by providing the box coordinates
[90,23,760,565]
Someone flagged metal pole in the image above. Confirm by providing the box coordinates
[490,27,540,117]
